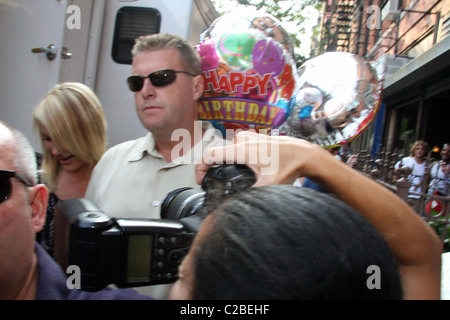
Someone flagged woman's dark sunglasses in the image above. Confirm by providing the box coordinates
[127,69,197,92]
[0,170,33,204]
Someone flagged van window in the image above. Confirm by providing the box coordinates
[112,7,161,64]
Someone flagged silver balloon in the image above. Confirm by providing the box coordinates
[280,52,381,147]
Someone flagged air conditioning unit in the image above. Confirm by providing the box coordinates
[381,0,400,21]
[440,16,450,40]
[376,53,411,80]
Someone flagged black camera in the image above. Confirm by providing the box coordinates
[62,165,256,292]
[161,164,257,220]
[60,198,194,292]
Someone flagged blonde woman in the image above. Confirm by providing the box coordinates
[394,140,429,211]
[33,82,107,259]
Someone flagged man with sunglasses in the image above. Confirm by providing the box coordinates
[0,120,152,299]
[86,33,226,222]
[84,34,226,298]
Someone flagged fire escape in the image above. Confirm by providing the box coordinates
[324,0,355,52]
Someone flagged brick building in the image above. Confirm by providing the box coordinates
[314,0,450,156]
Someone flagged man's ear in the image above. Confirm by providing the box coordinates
[193,74,204,101]
[28,184,49,233]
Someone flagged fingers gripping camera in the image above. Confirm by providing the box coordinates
[161,164,257,220]
[60,165,256,292]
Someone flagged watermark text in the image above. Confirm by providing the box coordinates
[66,5,81,30]
[170,122,280,176]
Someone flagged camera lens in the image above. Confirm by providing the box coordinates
[160,187,205,220]
[77,211,113,229]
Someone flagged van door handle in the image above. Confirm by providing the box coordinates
[61,47,72,59]
[31,44,57,61]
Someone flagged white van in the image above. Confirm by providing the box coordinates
[0,0,219,149]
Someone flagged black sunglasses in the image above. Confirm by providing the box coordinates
[0,170,33,204]
[127,69,197,92]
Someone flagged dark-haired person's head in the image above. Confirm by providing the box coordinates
[170,185,403,300]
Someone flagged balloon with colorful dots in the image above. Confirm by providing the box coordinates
[196,9,298,135]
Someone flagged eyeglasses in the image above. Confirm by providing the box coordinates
[0,170,33,204]
[127,69,197,92]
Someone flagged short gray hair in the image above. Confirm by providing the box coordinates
[131,33,201,75]
[0,120,37,185]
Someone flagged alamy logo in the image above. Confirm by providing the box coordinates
[366,265,381,289]
[367,5,382,30]
[66,265,81,289]
[170,121,280,176]
[66,5,81,30]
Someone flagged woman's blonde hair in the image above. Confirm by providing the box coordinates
[33,82,107,191]
[409,140,428,156]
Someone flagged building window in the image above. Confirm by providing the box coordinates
[396,104,418,152]
[112,7,161,64]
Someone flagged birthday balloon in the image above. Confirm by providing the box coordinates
[196,10,298,134]
[280,52,381,147]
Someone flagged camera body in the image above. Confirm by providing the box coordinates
[62,198,194,291]
[62,165,256,292]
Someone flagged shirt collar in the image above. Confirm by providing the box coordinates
[127,132,159,162]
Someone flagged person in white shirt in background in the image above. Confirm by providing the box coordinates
[394,140,429,211]
[429,143,449,197]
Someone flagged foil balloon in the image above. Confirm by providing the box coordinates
[281,52,381,147]
[196,10,298,134]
